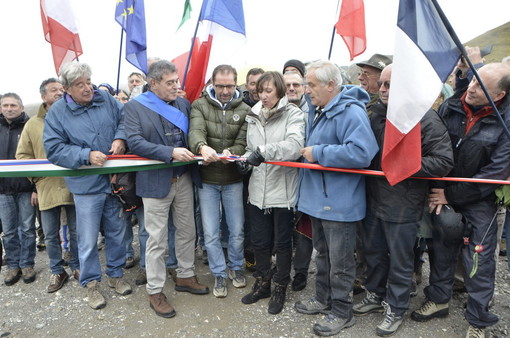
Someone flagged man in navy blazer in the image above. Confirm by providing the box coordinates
[124,60,208,319]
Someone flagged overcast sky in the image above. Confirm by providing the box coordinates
[1,0,509,105]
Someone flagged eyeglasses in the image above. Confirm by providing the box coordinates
[214,84,236,90]
[286,83,303,88]
[358,70,376,78]
[119,97,129,102]
[377,81,390,89]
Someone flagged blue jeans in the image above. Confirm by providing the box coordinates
[41,205,79,274]
[198,182,244,277]
[73,193,126,286]
[311,216,357,319]
[0,192,36,269]
[124,207,147,267]
[504,207,510,271]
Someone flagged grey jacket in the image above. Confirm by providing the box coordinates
[244,97,305,209]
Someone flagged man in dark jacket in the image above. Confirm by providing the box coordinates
[0,93,36,286]
[188,64,250,298]
[353,65,454,336]
[413,63,510,338]
[124,60,209,319]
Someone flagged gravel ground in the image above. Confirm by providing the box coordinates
[1,232,510,338]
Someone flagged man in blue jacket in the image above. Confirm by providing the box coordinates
[44,62,131,310]
[294,60,379,336]
[124,60,209,319]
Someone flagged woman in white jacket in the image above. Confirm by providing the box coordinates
[240,71,305,314]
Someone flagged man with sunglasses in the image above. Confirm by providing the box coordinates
[356,54,393,110]
[189,64,251,298]
[353,64,454,336]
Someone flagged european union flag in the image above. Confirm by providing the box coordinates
[115,0,147,74]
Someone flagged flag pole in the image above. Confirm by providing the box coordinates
[328,0,343,60]
[430,0,510,139]
[181,8,202,90]
[115,28,124,94]
[327,27,336,61]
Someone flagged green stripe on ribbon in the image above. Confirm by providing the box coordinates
[0,161,196,178]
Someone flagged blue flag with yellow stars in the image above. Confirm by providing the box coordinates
[115,0,147,74]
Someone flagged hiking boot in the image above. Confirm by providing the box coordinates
[376,301,403,336]
[353,279,365,295]
[295,296,331,315]
[125,257,135,269]
[268,283,287,314]
[175,276,209,295]
[22,267,36,284]
[135,269,147,286]
[353,290,384,316]
[108,277,132,296]
[72,269,80,281]
[291,273,307,292]
[411,299,449,322]
[228,269,246,288]
[465,325,485,338]
[167,268,177,283]
[241,276,271,304]
[4,268,22,286]
[47,271,69,293]
[313,314,355,336]
[213,276,227,298]
[148,292,176,318]
[87,280,106,309]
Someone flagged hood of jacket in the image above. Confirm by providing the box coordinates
[204,84,243,110]
[323,85,370,118]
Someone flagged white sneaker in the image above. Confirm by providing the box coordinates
[228,269,246,288]
[213,276,227,298]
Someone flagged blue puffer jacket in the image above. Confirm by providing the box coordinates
[43,90,125,195]
[297,85,378,222]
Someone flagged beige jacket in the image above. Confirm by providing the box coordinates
[16,104,74,211]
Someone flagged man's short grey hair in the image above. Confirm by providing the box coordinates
[147,60,178,82]
[39,78,60,95]
[1,92,23,106]
[59,62,92,88]
[306,60,343,90]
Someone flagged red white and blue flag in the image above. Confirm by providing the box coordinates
[174,0,246,102]
[40,0,83,75]
[382,0,460,185]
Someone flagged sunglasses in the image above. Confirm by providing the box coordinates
[377,81,390,89]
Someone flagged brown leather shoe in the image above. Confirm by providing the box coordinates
[175,276,209,295]
[47,271,69,293]
[149,293,176,318]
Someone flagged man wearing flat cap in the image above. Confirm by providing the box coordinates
[356,54,392,109]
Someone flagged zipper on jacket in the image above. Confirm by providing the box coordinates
[320,172,328,198]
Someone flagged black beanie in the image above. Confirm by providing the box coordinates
[283,59,306,77]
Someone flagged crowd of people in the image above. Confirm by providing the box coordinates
[1,49,510,338]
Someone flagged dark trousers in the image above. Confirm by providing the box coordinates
[425,204,499,328]
[250,204,294,285]
[363,211,418,316]
[312,216,357,319]
[293,232,313,275]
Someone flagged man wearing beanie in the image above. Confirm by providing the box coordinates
[283,59,306,78]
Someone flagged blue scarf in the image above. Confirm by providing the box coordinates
[134,91,189,135]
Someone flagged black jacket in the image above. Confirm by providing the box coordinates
[439,92,510,208]
[0,112,33,194]
[366,100,454,223]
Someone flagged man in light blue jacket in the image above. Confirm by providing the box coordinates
[44,62,131,310]
[294,60,378,336]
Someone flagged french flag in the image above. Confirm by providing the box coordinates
[176,0,246,102]
[40,0,83,75]
[382,0,460,185]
